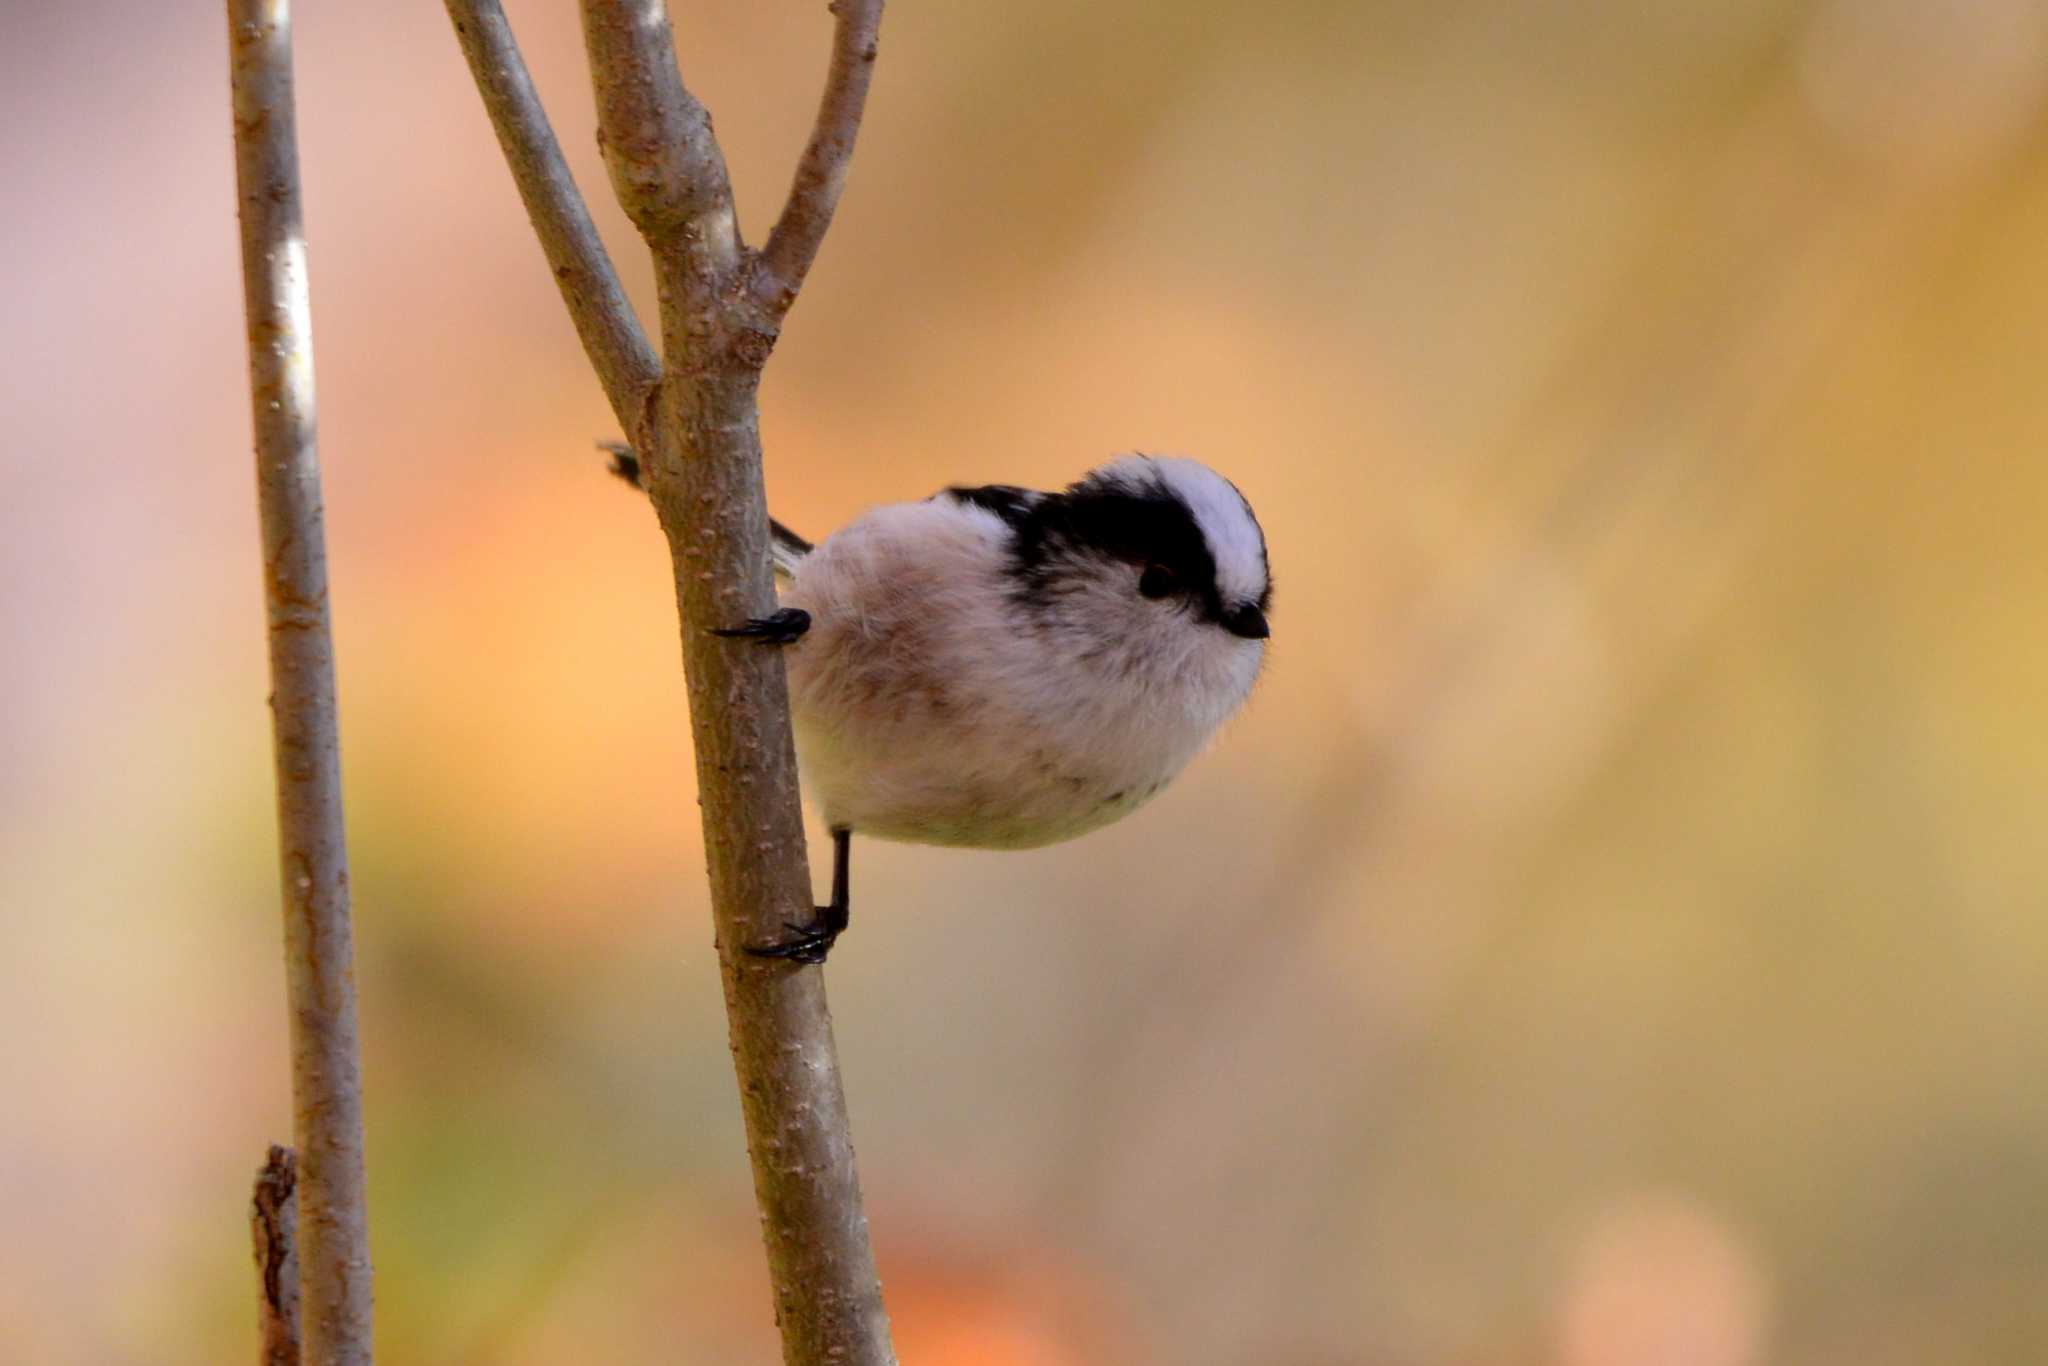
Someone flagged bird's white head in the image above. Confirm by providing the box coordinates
[1004,453,1271,644]
[1093,454,1270,631]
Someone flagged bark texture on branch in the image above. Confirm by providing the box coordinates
[646,267,892,1365]
[581,0,740,258]
[753,0,886,313]
[582,2,894,1354]
[452,1,893,1361]
[445,0,661,443]
[228,2,374,1360]
[252,1146,302,1366]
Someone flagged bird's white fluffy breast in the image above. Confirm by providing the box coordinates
[780,497,1262,848]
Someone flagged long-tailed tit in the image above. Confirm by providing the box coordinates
[609,447,1272,963]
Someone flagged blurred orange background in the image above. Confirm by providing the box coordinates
[6,0,2048,1362]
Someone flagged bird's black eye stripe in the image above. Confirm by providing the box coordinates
[1012,477,1222,610]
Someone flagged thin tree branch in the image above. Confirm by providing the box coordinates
[646,260,895,1364]
[578,0,740,273]
[252,1146,301,1366]
[228,2,373,1360]
[751,0,885,317]
[445,1,897,1360]
[445,0,662,443]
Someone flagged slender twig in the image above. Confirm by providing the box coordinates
[252,1146,302,1366]
[444,0,661,443]
[228,2,374,1361]
[579,0,740,266]
[586,4,896,1358]
[451,2,895,1362]
[751,0,885,316]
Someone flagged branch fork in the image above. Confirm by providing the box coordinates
[446,2,894,1362]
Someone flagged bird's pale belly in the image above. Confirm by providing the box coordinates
[790,712,1181,850]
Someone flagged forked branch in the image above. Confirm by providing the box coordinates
[448,3,894,1363]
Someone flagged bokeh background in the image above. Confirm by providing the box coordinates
[7,0,2048,1361]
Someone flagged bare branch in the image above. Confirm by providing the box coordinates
[578,0,740,272]
[646,333,897,1364]
[445,0,661,441]
[251,1146,301,1366]
[227,2,373,1360]
[752,0,886,317]
[457,2,897,1360]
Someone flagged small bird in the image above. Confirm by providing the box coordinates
[610,447,1272,963]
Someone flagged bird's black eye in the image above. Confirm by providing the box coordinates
[1138,564,1177,599]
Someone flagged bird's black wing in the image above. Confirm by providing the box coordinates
[937,483,1043,530]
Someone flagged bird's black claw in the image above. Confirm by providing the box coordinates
[711,607,811,645]
[746,917,841,965]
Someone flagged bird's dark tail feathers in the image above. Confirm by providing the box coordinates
[600,440,811,579]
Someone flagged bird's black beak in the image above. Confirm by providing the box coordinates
[1222,604,1270,640]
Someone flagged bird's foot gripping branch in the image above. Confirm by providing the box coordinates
[445,1,895,1361]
